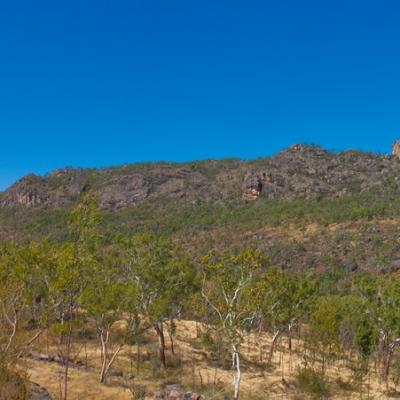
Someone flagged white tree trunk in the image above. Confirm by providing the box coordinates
[232,346,241,400]
[103,345,124,383]
[268,329,281,364]
[99,331,109,384]
[99,329,124,384]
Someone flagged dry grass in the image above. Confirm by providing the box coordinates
[25,320,397,399]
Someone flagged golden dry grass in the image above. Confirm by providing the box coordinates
[26,320,398,399]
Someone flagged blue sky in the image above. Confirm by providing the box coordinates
[1,0,400,190]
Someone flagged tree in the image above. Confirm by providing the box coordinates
[0,241,56,399]
[82,277,123,383]
[122,233,196,369]
[82,272,143,383]
[308,295,343,372]
[0,241,58,357]
[255,268,316,363]
[48,193,101,400]
[353,272,400,384]
[200,247,266,400]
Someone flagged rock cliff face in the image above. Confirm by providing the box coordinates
[393,141,400,159]
[1,144,399,211]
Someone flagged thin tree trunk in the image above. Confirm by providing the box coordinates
[137,342,141,375]
[5,315,17,352]
[63,319,73,400]
[288,318,297,352]
[232,346,241,400]
[99,331,109,384]
[167,321,175,355]
[384,344,395,384]
[103,345,124,382]
[99,329,124,384]
[155,322,166,368]
[18,329,44,358]
[268,329,281,365]
[383,338,400,385]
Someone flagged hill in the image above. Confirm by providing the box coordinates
[2,143,400,273]
[4,144,400,400]
[1,144,399,210]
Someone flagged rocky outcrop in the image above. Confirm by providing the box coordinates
[151,384,212,400]
[28,382,52,400]
[1,175,49,208]
[1,144,399,211]
[393,141,400,159]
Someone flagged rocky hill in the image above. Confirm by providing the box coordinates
[3,143,400,274]
[1,144,400,211]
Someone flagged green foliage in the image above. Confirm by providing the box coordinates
[68,190,102,249]
[355,313,377,359]
[201,247,267,337]
[255,268,316,332]
[131,384,146,400]
[296,366,330,399]
[122,233,197,324]
[6,184,400,397]
[309,296,342,353]
[1,186,400,246]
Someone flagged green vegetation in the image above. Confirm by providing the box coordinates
[296,366,330,399]
[3,195,400,398]
[1,187,399,244]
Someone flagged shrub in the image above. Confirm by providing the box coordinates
[132,385,146,400]
[0,364,28,400]
[296,367,330,399]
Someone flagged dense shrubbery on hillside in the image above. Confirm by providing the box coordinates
[0,186,398,241]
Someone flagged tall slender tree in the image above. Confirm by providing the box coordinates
[200,247,266,400]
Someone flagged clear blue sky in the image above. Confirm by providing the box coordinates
[1,0,400,190]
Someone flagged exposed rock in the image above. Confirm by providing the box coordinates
[107,368,123,377]
[165,385,183,392]
[149,384,212,400]
[243,187,260,201]
[393,140,400,159]
[28,382,52,400]
[343,259,358,272]
[29,352,86,369]
[1,145,399,211]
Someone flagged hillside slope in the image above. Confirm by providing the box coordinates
[2,144,400,275]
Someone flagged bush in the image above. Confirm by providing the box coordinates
[296,367,329,399]
[0,365,28,400]
[132,385,146,400]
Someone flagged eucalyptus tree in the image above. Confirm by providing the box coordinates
[255,268,316,363]
[200,247,267,400]
[375,275,400,383]
[0,241,57,359]
[353,272,399,382]
[48,193,102,400]
[0,240,59,398]
[338,295,377,367]
[308,295,343,371]
[122,233,196,369]
[81,270,144,384]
